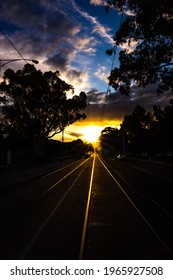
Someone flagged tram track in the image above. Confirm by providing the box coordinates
[96,156,173,258]
[79,154,95,260]
[0,154,172,259]
[96,156,173,259]
[99,156,173,222]
[0,157,93,259]
[20,164,89,259]
[0,158,90,229]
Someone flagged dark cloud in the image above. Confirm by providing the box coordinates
[0,0,115,95]
[66,131,83,138]
[38,12,80,37]
[0,0,81,63]
[84,85,173,123]
[1,0,80,32]
[0,0,99,94]
[45,52,87,86]
[0,1,45,27]
[45,49,74,70]
[87,89,106,103]
[66,69,84,84]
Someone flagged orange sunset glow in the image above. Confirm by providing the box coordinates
[54,118,122,143]
[79,125,102,143]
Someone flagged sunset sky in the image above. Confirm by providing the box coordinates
[0,0,171,142]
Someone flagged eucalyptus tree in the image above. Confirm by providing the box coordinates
[106,0,173,95]
[0,64,87,158]
[99,126,122,154]
[121,105,152,153]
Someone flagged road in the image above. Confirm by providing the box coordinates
[0,154,173,260]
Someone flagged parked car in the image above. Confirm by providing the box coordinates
[117,154,126,160]
[82,153,90,158]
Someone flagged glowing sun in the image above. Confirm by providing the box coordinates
[80,125,102,143]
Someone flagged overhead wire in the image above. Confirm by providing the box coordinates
[157,91,173,108]
[0,26,28,64]
[100,6,125,122]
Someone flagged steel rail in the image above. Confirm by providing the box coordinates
[98,155,173,259]
[41,158,90,196]
[100,156,173,221]
[79,153,96,260]
[42,159,83,178]
[20,164,88,259]
[0,158,89,230]
[99,156,149,203]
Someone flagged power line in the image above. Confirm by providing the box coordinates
[0,26,28,64]
[158,92,172,107]
[100,7,125,122]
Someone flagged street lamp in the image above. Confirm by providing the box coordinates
[0,58,39,68]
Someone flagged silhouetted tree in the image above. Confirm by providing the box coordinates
[121,105,152,153]
[106,0,173,94]
[99,101,173,159]
[152,100,173,153]
[99,126,122,154]
[0,64,87,158]
[120,101,173,157]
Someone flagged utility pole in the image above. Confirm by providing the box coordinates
[62,129,64,143]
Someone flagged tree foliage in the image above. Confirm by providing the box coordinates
[0,64,87,157]
[99,126,122,154]
[121,105,152,153]
[121,102,173,155]
[99,101,173,159]
[106,0,173,94]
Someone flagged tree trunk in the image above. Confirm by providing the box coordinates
[33,137,46,161]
